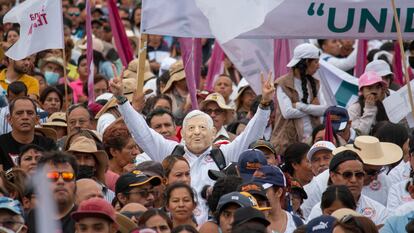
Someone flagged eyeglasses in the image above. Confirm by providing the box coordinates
[68,12,80,16]
[204,108,225,115]
[46,171,75,182]
[334,171,365,180]
[126,189,155,198]
[365,167,386,177]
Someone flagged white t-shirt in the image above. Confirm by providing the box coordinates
[301,169,330,218]
[307,194,389,225]
[387,161,411,185]
[361,173,390,206]
[270,211,298,233]
[387,180,413,212]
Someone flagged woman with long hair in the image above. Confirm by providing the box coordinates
[271,43,328,155]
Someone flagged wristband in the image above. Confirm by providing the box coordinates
[115,95,128,105]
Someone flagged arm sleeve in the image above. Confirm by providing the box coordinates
[276,86,307,119]
[324,48,357,71]
[295,102,328,116]
[348,103,377,135]
[220,106,270,163]
[118,102,178,162]
[386,183,401,211]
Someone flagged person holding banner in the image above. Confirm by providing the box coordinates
[271,43,328,155]
[348,71,389,135]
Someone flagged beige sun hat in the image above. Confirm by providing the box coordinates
[95,79,152,119]
[67,136,108,184]
[201,93,234,111]
[162,60,185,94]
[77,37,104,54]
[40,56,65,70]
[235,78,252,101]
[332,135,403,166]
[123,59,155,81]
[42,112,67,128]
[115,213,137,233]
[331,208,362,220]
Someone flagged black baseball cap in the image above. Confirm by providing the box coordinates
[232,206,270,228]
[238,182,267,199]
[115,170,162,194]
[208,163,238,180]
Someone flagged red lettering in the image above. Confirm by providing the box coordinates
[41,13,48,24]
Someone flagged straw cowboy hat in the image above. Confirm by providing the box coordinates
[201,92,235,124]
[332,135,403,166]
[42,112,67,128]
[95,78,152,119]
[67,136,109,183]
[123,59,155,81]
[77,37,105,54]
[39,56,65,71]
[34,126,58,142]
[162,60,185,94]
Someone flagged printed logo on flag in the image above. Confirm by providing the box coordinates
[28,5,48,35]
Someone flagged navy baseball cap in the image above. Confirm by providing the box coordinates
[216,192,255,214]
[306,215,336,233]
[252,165,286,189]
[237,149,268,181]
[324,106,349,131]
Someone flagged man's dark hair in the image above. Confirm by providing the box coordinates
[82,74,108,96]
[7,81,27,96]
[67,103,94,121]
[56,83,73,95]
[317,39,326,49]
[249,95,274,116]
[38,151,78,177]
[146,108,175,127]
[208,176,243,217]
[9,96,37,116]
[232,222,267,233]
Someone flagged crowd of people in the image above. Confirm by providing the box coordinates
[0,0,414,233]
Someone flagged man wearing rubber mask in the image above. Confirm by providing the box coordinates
[110,69,275,224]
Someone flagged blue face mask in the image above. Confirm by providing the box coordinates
[44,71,60,85]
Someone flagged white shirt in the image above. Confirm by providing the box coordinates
[215,126,230,140]
[387,161,411,185]
[276,78,327,140]
[387,180,413,213]
[307,194,389,225]
[320,48,357,72]
[284,211,298,233]
[96,112,117,136]
[301,169,329,218]
[362,173,390,206]
[135,152,152,164]
[301,169,390,218]
[119,101,270,224]
[392,200,414,217]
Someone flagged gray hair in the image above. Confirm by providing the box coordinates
[182,110,214,130]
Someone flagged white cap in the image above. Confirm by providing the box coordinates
[95,93,113,102]
[307,141,336,161]
[159,57,177,76]
[365,60,393,77]
[287,43,321,67]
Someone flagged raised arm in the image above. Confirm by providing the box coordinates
[109,67,177,161]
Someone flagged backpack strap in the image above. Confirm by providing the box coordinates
[171,145,226,171]
[209,148,226,171]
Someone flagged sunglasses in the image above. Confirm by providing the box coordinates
[126,189,155,198]
[68,12,80,16]
[47,171,75,182]
[365,167,386,177]
[335,171,365,180]
[204,108,225,115]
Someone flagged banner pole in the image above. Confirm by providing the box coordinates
[391,0,414,119]
[62,47,69,111]
[136,34,148,95]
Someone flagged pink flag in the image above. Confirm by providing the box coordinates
[179,38,202,110]
[273,39,290,78]
[205,41,225,91]
[107,0,134,67]
[354,40,368,77]
[85,0,94,105]
[393,41,404,85]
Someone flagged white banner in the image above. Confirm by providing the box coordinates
[383,79,414,123]
[4,0,64,60]
[142,0,414,39]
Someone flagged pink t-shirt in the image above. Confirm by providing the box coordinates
[105,170,119,192]
[69,79,85,103]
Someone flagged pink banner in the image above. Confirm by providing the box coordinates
[205,41,225,91]
[107,0,134,67]
[354,40,367,77]
[179,38,202,110]
[85,0,94,105]
[273,39,290,79]
[393,42,404,85]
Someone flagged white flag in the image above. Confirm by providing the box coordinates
[195,0,284,43]
[3,0,64,60]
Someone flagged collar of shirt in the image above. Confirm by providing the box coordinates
[216,126,230,139]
